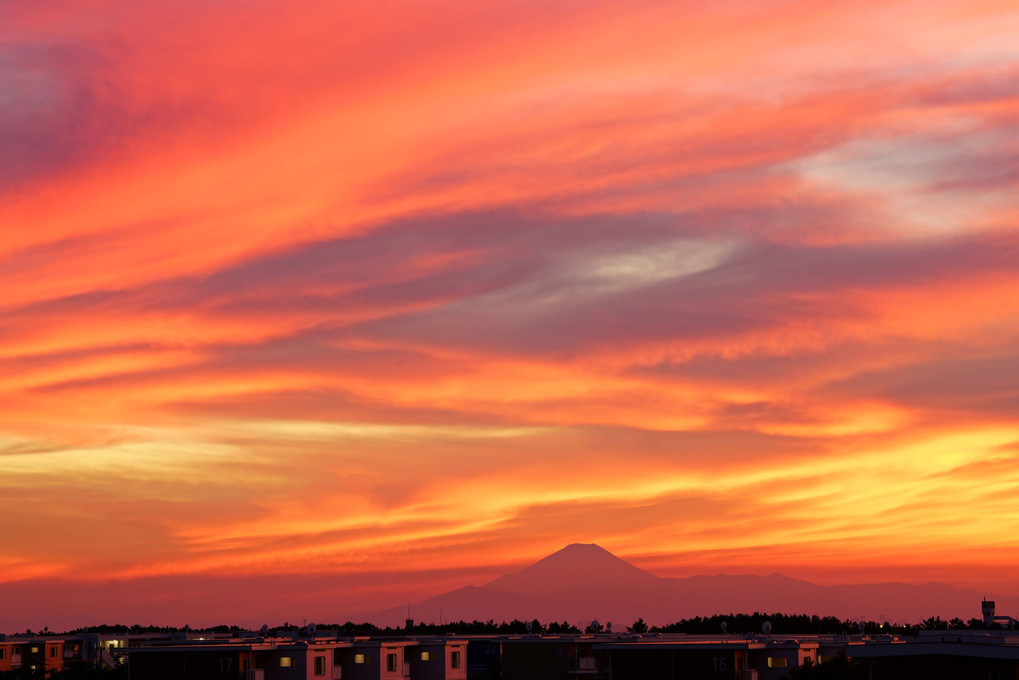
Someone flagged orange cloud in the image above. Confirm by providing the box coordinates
[2,0,1019,630]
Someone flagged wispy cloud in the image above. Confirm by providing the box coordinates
[2,0,1018,627]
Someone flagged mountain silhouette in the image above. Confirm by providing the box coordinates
[485,543,661,594]
[364,544,1019,627]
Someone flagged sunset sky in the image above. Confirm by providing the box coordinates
[3,0,1019,630]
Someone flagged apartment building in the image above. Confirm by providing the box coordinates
[114,625,1019,680]
[125,636,469,680]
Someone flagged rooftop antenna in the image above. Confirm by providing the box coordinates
[721,621,728,634]
[762,621,772,636]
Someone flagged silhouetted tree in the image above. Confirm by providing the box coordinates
[498,619,530,634]
[627,618,649,634]
[547,620,581,634]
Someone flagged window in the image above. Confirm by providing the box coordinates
[450,651,461,669]
[314,656,326,676]
[30,647,39,654]
[354,653,367,664]
[420,651,431,661]
[387,653,398,672]
[0,649,5,660]
[50,647,58,658]
[279,656,293,668]
[767,657,788,668]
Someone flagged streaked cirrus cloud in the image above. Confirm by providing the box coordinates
[1,0,1018,629]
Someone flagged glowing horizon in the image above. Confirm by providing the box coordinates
[2,0,1019,629]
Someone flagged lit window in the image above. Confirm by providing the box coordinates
[420,651,431,661]
[315,657,326,676]
[451,651,461,669]
[280,656,292,668]
[819,655,836,664]
[31,647,39,654]
[387,653,398,672]
[767,657,788,668]
[355,653,366,664]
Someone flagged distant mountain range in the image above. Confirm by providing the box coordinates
[365,543,1019,627]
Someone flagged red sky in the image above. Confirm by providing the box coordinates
[2,0,1019,630]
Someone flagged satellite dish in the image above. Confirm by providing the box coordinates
[526,621,533,632]
[721,621,727,633]
[308,623,317,636]
[762,621,772,634]
[284,622,290,629]
[260,625,269,636]
[858,620,867,633]
[606,622,613,632]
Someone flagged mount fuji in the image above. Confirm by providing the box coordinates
[365,543,1017,627]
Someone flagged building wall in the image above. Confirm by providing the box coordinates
[863,654,1019,680]
[263,647,310,680]
[128,649,242,680]
[501,640,607,680]
[748,645,803,680]
[464,638,500,680]
[0,643,13,672]
[20,642,55,677]
[44,641,65,676]
[407,641,467,680]
[127,650,183,680]
[444,642,467,680]
[338,642,413,680]
[301,647,337,680]
[608,648,746,680]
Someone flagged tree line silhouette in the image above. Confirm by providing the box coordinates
[45,613,996,637]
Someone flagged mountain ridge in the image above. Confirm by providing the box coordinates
[363,543,1019,627]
